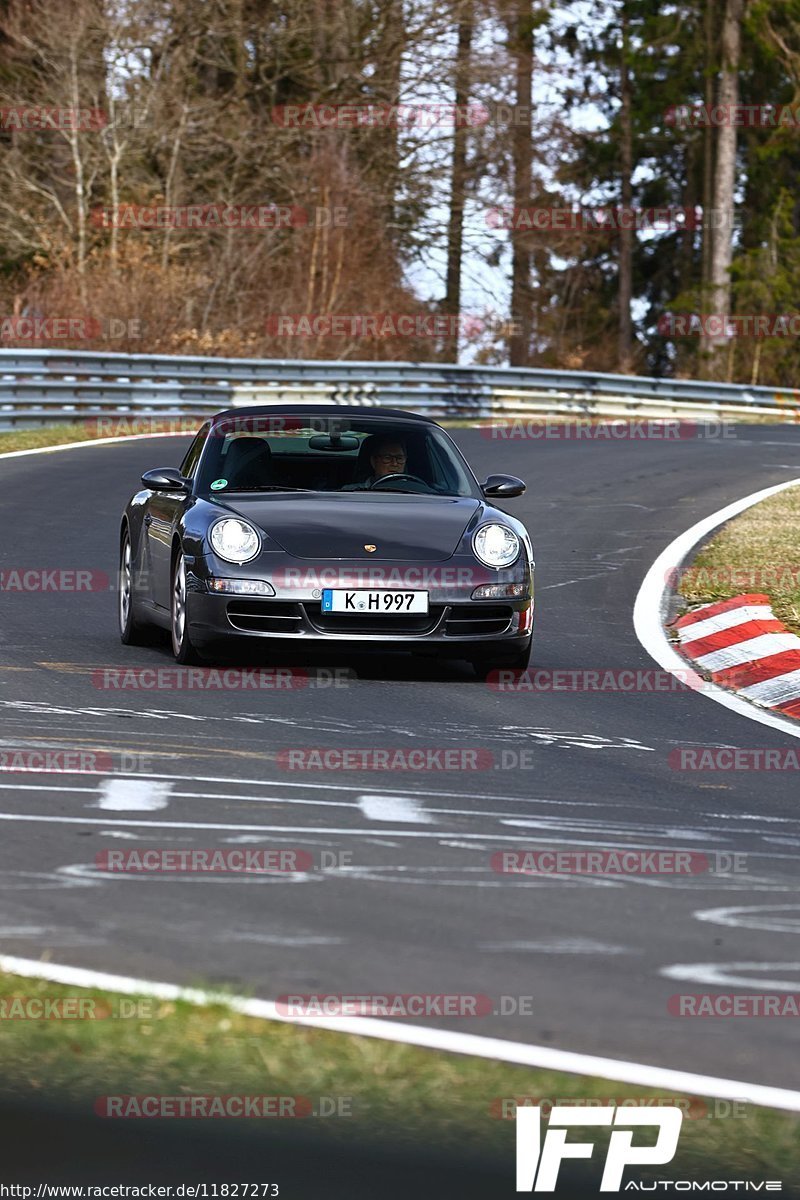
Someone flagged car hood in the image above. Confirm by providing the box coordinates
[211,493,481,561]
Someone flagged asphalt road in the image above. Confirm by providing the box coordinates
[1,425,799,1089]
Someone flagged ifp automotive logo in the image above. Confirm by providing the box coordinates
[516,1104,682,1191]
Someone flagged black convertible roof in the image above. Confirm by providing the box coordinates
[211,404,436,424]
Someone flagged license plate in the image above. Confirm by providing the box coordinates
[321,589,429,614]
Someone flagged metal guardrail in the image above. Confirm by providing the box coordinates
[0,349,798,427]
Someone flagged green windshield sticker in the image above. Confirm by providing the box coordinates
[210,478,228,491]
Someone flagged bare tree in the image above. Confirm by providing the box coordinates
[442,0,473,361]
[701,0,716,295]
[506,0,534,366]
[617,3,633,372]
[701,0,747,374]
[0,0,106,295]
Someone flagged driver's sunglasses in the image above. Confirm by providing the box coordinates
[376,453,406,463]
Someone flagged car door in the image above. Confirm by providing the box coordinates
[145,424,209,611]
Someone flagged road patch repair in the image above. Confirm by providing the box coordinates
[672,594,800,720]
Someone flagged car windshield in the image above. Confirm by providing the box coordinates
[194,415,481,498]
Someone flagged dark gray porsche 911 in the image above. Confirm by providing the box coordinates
[118,405,534,675]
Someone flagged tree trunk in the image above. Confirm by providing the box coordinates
[373,0,404,279]
[701,0,746,373]
[443,0,473,362]
[617,5,633,372]
[701,0,716,296]
[508,0,533,367]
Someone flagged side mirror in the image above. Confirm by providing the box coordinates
[482,473,526,498]
[141,467,190,492]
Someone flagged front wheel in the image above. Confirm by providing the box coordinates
[119,528,153,645]
[171,550,203,664]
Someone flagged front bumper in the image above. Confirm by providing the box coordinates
[185,553,533,650]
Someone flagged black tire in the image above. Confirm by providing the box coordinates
[470,638,532,680]
[119,527,154,646]
[171,548,203,665]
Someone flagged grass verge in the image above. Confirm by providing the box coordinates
[0,970,797,1183]
[0,423,195,455]
[676,483,800,634]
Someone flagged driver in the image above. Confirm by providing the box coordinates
[341,435,417,490]
[368,437,407,483]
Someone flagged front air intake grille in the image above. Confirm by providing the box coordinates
[226,600,303,633]
[444,604,514,637]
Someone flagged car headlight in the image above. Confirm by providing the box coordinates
[209,518,261,564]
[472,524,520,568]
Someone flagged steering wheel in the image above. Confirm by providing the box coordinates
[369,472,430,491]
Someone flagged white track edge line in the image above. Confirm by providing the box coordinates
[633,477,800,740]
[0,954,799,1113]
